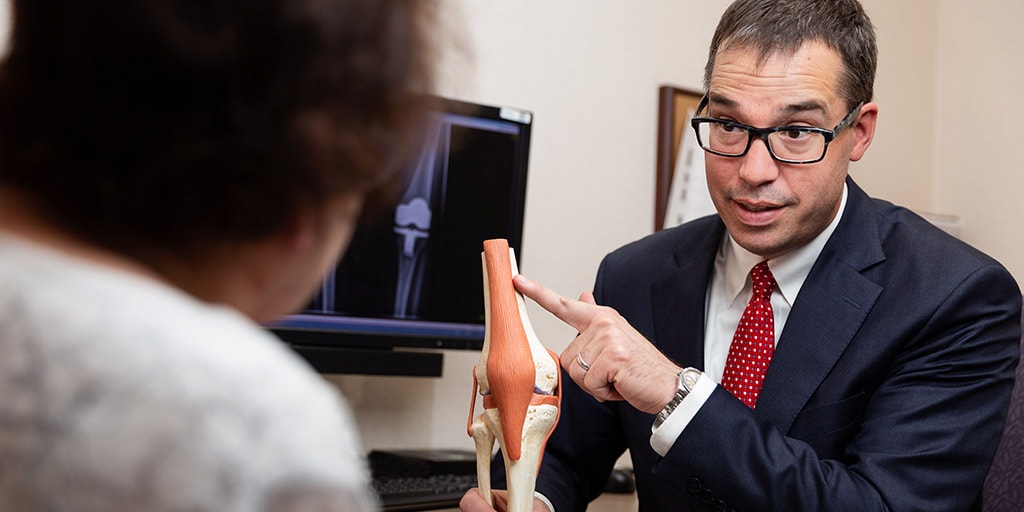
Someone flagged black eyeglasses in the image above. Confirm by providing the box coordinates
[690,95,863,164]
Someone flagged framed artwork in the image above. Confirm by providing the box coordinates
[654,85,704,231]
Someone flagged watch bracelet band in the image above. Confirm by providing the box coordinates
[653,367,701,429]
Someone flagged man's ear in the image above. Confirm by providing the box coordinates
[849,102,878,162]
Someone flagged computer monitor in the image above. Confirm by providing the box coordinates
[270,97,532,377]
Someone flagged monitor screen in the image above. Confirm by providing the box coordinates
[270,97,532,376]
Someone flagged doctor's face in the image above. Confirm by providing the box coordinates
[703,40,877,260]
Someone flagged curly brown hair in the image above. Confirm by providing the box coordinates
[0,0,440,261]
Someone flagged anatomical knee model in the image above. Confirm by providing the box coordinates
[467,238,560,512]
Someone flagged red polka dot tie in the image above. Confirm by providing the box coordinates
[722,261,776,408]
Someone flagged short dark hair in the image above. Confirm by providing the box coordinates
[0,0,440,260]
[704,0,877,110]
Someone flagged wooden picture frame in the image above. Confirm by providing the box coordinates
[654,85,704,231]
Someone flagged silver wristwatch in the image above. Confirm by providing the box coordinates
[653,367,701,429]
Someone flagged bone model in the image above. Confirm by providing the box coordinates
[467,238,561,512]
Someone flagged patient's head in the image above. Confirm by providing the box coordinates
[0,0,440,265]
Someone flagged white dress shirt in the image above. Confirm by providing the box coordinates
[651,184,848,455]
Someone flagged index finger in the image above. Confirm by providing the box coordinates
[513,274,600,332]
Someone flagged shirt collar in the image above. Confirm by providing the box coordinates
[721,183,849,307]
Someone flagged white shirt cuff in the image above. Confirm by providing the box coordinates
[535,491,555,512]
[649,373,715,456]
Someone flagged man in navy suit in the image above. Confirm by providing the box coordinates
[461,0,1021,511]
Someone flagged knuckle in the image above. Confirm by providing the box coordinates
[604,343,631,361]
[589,308,620,329]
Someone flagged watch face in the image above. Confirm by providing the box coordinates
[655,369,702,429]
[682,368,701,391]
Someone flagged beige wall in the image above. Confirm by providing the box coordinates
[855,0,937,211]
[934,0,1024,280]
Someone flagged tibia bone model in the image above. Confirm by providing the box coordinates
[467,239,561,512]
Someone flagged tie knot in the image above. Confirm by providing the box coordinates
[750,261,776,300]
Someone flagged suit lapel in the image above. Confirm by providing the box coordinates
[755,179,886,432]
[651,219,725,370]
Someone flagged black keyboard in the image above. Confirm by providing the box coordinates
[369,449,478,511]
[373,473,478,511]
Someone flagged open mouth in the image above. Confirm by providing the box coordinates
[740,203,780,212]
[732,199,784,226]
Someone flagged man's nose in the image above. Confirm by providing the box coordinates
[737,136,780,185]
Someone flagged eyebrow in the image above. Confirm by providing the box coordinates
[782,101,828,117]
[708,94,829,119]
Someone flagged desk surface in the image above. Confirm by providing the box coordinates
[436,491,638,511]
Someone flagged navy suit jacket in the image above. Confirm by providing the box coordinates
[519,179,1020,511]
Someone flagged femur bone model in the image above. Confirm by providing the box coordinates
[467,239,561,512]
